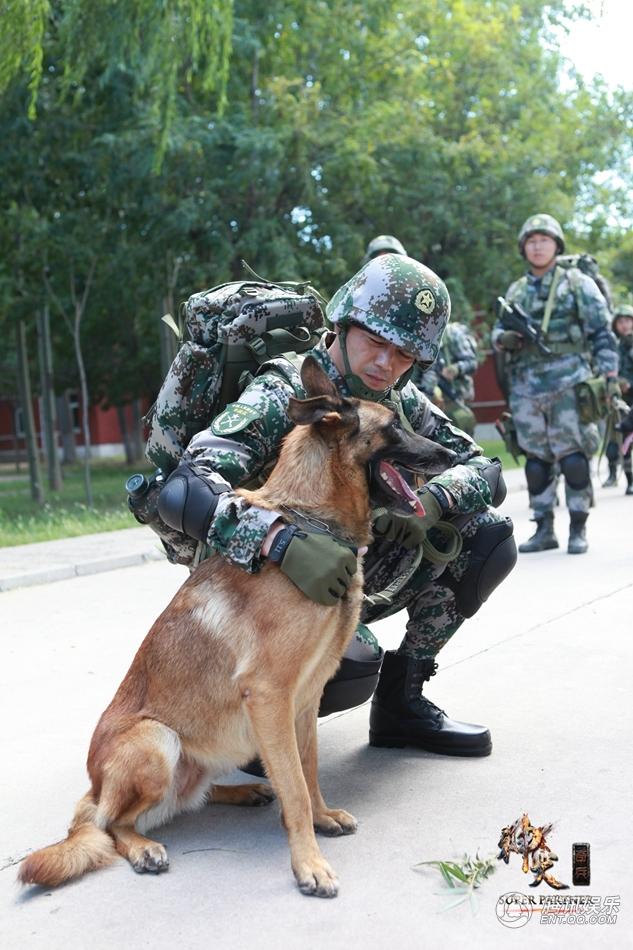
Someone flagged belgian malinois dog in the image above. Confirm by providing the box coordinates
[19,357,455,898]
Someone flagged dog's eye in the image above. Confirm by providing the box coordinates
[390,416,401,431]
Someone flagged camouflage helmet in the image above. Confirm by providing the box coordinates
[518,214,565,256]
[326,254,450,364]
[363,234,408,266]
[613,303,633,332]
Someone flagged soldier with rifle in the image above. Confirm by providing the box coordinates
[491,214,618,555]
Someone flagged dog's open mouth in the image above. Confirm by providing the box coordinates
[371,460,427,516]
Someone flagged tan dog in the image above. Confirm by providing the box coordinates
[19,357,454,898]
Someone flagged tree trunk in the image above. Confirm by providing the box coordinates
[37,304,63,490]
[74,320,93,508]
[56,391,77,464]
[116,404,133,464]
[16,320,44,504]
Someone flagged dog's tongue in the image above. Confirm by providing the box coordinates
[378,460,426,516]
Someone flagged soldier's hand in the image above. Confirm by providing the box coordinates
[266,525,358,606]
[372,489,444,550]
[498,330,524,351]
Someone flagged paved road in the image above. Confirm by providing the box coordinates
[1,474,632,949]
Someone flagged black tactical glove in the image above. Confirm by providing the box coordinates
[267,525,358,606]
[372,487,445,550]
[498,330,524,351]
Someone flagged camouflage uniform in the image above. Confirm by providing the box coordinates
[605,306,633,489]
[415,321,478,399]
[182,331,505,661]
[492,260,617,519]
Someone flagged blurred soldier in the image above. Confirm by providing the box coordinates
[603,303,633,493]
[492,214,618,554]
[362,234,408,266]
[157,255,517,757]
[414,320,479,435]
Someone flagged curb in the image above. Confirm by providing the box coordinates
[0,547,165,593]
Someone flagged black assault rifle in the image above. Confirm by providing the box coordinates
[497,296,553,357]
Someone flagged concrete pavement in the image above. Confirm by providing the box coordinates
[1,468,632,949]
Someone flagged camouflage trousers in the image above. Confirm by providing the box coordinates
[348,507,509,663]
[509,386,599,516]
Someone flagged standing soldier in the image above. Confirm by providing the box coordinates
[362,234,408,265]
[603,303,633,493]
[414,320,479,435]
[492,214,618,554]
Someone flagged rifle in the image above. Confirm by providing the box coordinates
[497,297,553,356]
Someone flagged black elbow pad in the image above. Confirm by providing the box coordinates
[478,457,507,508]
[157,463,229,542]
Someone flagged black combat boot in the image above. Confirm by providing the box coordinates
[625,472,633,496]
[518,512,558,553]
[602,462,618,487]
[369,652,492,757]
[568,511,588,554]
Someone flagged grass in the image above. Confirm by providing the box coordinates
[0,458,152,547]
[0,439,517,548]
[478,438,519,472]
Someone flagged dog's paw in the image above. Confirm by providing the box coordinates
[210,783,276,807]
[313,808,357,837]
[130,842,169,874]
[294,857,339,898]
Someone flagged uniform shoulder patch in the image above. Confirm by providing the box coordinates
[211,403,262,436]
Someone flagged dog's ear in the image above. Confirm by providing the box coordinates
[288,395,342,427]
[301,355,339,400]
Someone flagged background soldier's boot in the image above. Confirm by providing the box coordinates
[518,512,558,553]
[625,472,633,496]
[568,511,588,555]
[369,651,492,756]
[602,462,618,487]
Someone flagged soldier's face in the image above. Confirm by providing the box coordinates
[615,316,633,336]
[524,233,558,274]
[333,325,415,391]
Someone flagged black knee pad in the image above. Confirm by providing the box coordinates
[318,652,383,717]
[445,518,517,619]
[525,457,554,495]
[559,451,590,491]
[606,441,620,463]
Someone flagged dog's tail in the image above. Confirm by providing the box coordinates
[18,792,118,887]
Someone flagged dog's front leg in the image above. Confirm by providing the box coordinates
[244,689,339,898]
[295,706,357,837]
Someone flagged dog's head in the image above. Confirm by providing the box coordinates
[288,356,456,515]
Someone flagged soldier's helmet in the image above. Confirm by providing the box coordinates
[363,234,408,266]
[326,254,450,364]
[518,214,565,256]
[613,303,633,333]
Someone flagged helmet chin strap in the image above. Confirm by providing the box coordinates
[338,326,414,402]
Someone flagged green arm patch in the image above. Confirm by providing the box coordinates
[211,403,262,436]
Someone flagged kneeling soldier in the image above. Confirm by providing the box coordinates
[159,256,517,756]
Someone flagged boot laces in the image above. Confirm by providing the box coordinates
[409,663,446,718]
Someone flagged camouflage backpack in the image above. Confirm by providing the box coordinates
[555,253,613,312]
[145,277,325,474]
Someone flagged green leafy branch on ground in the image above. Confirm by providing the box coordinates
[413,852,497,914]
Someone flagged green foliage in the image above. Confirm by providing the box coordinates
[0,0,631,430]
[413,852,497,913]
